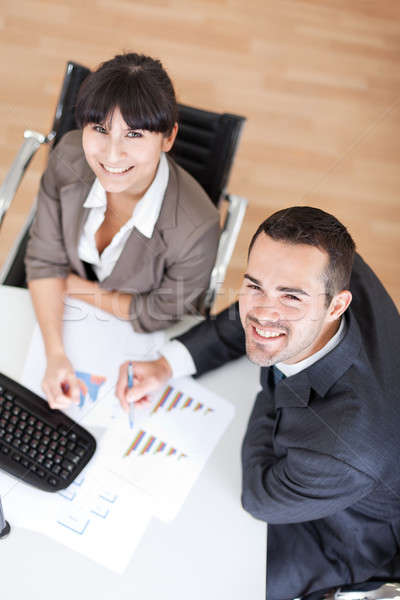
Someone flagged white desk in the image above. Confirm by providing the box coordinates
[0,286,266,600]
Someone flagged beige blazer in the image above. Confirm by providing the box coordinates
[25,130,220,332]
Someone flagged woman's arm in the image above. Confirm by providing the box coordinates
[28,278,80,409]
[64,274,132,319]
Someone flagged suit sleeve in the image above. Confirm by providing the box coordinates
[241,390,377,524]
[25,144,70,281]
[177,301,246,376]
[128,217,220,332]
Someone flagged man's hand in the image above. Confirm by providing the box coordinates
[116,357,173,412]
[42,352,81,409]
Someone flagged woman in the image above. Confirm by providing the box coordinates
[25,52,220,410]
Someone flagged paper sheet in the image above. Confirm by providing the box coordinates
[22,297,166,427]
[96,377,235,521]
[0,463,152,573]
[15,297,235,563]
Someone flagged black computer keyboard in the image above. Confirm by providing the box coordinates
[0,372,96,492]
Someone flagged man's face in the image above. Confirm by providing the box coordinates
[239,233,339,367]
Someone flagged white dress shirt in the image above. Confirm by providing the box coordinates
[78,152,169,281]
[162,316,346,380]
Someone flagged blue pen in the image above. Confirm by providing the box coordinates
[128,361,134,429]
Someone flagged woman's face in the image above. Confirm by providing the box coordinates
[82,107,177,199]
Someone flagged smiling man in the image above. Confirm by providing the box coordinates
[116,207,400,600]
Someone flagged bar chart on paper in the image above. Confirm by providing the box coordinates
[75,371,106,408]
[151,385,215,417]
[98,377,235,521]
[124,429,188,461]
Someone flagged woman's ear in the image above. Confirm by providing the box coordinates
[162,122,178,152]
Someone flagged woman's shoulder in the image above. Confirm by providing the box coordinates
[51,129,85,163]
[47,130,91,185]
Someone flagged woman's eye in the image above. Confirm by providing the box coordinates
[93,125,107,134]
[127,131,143,138]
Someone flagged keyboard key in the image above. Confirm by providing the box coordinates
[12,452,21,462]
[58,426,68,436]
[48,477,58,487]
[60,469,69,480]
[62,460,74,473]
[66,452,80,465]
[21,458,30,468]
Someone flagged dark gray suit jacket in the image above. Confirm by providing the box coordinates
[179,254,400,600]
[25,130,220,332]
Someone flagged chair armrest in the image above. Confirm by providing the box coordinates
[0,130,48,227]
[202,193,248,312]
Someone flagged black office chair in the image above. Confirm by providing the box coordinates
[0,61,247,312]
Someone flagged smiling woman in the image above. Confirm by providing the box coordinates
[24,52,220,410]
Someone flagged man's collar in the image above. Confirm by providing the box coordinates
[269,310,362,408]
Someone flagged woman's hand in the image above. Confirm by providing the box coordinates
[42,352,81,410]
[116,357,173,412]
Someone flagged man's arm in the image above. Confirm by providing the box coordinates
[241,389,376,525]
[178,301,246,376]
[115,302,246,406]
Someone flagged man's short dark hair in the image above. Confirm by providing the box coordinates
[75,52,178,136]
[249,206,356,304]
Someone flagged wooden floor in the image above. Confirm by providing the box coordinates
[1,0,399,309]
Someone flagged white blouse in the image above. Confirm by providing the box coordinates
[78,152,169,281]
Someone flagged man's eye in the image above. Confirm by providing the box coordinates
[127,131,143,138]
[284,294,300,302]
[93,125,107,134]
[247,284,261,292]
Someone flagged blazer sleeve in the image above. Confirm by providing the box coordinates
[241,390,377,525]
[128,216,220,332]
[177,301,246,376]
[25,145,71,281]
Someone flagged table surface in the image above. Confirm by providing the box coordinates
[0,285,266,600]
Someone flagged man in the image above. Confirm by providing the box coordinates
[116,207,400,600]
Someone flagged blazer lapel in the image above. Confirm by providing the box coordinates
[59,157,95,278]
